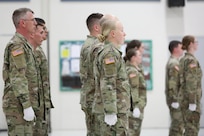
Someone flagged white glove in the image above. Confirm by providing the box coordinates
[171,102,179,109]
[23,107,35,121]
[189,104,196,111]
[104,114,117,126]
[133,108,140,118]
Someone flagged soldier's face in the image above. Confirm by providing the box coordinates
[177,43,184,57]
[33,25,45,46]
[114,21,126,47]
[135,50,142,64]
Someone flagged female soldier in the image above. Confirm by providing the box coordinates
[180,35,202,136]
[124,48,147,136]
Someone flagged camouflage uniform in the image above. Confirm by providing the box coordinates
[79,35,101,136]
[33,46,54,136]
[165,56,184,136]
[93,42,130,136]
[2,33,39,135]
[180,53,202,136]
[126,61,147,136]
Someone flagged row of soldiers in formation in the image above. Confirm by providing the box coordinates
[79,12,202,136]
[2,8,54,136]
[165,37,202,136]
[79,13,147,136]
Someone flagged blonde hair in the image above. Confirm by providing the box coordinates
[97,14,118,42]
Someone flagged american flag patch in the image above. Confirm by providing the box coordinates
[105,57,115,64]
[12,49,24,56]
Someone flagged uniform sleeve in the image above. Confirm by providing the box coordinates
[127,70,139,109]
[167,63,180,102]
[100,53,117,114]
[10,46,31,109]
[37,48,54,108]
[79,46,89,83]
[138,72,147,109]
[185,59,198,104]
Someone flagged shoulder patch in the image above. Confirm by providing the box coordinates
[129,73,136,78]
[174,65,179,71]
[105,57,115,64]
[189,63,197,68]
[12,48,24,56]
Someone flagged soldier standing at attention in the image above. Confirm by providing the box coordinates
[165,40,184,136]
[2,8,38,135]
[79,13,103,136]
[124,48,147,136]
[28,18,54,136]
[180,35,202,136]
[93,16,130,136]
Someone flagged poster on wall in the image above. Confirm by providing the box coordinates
[59,40,153,91]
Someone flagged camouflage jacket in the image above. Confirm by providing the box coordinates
[79,35,101,108]
[34,46,54,109]
[2,33,40,110]
[126,61,147,112]
[179,53,202,108]
[165,56,181,106]
[93,42,130,114]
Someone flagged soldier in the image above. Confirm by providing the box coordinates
[2,8,38,135]
[28,18,54,136]
[165,40,184,136]
[125,39,145,56]
[124,48,147,136]
[93,16,130,136]
[79,13,103,136]
[180,35,202,136]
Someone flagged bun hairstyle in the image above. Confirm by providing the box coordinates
[124,48,137,62]
[182,35,195,50]
[126,40,141,54]
[97,34,106,42]
[97,17,117,42]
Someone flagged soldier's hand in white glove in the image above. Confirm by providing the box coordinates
[189,104,196,111]
[23,107,35,121]
[171,102,179,109]
[133,108,140,118]
[104,114,117,126]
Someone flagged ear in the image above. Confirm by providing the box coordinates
[19,19,26,28]
[94,24,99,31]
[110,30,115,38]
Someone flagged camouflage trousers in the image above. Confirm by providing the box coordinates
[169,107,184,136]
[33,106,48,136]
[3,107,34,136]
[128,113,143,136]
[183,110,200,136]
[83,107,96,136]
[96,113,128,136]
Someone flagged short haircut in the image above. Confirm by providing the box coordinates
[35,17,47,31]
[35,17,45,26]
[12,8,34,28]
[168,40,181,53]
[86,13,103,32]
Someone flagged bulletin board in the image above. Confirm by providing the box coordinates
[59,40,153,91]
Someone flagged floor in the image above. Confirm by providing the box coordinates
[0,128,204,136]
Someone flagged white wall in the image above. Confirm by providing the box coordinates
[0,0,204,131]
